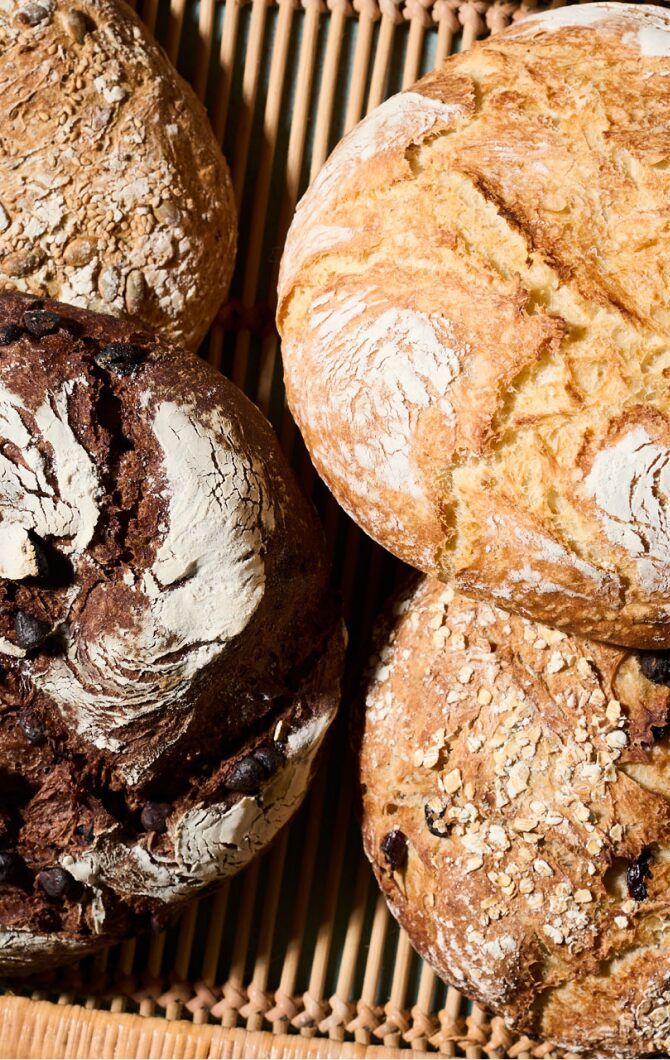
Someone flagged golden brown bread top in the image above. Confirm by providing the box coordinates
[0,0,235,349]
[278,3,670,647]
[358,577,670,1056]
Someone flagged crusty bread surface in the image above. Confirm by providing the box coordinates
[0,0,236,349]
[358,576,670,1056]
[279,2,670,647]
[0,292,343,973]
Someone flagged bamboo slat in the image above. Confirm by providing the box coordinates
[0,2,643,1058]
[0,999,428,1059]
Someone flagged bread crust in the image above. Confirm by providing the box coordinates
[357,576,670,1056]
[278,3,670,647]
[0,0,235,349]
[0,291,343,973]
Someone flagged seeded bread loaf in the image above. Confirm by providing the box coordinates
[357,576,670,1057]
[0,291,343,974]
[0,0,235,350]
[278,2,670,648]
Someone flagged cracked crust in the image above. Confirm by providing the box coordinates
[0,291,343,974]
[357,577,670,1056]
[278,3,670,647]
[0,0,235,350]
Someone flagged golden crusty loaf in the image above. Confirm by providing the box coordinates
[278,3,670,648]
[0,0,235,349]
[357,577,670,1057]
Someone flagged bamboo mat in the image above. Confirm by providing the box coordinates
[0,0,651,1057]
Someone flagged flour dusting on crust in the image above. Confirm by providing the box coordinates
[359,578,670,1056]
[35,399,273,775]
[585,427,670,593]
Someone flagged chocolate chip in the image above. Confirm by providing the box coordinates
[252,742,284,776]
[381,829,408,870]
[14,611,51,651]
[75,823,94,842]
[651,723,670,743]
[424,800,450,839]
[22,309,63,337]
[225,754,266,794]
[19,711,45,745]
[140,801,171,834]
[0,851,24,885]
[37,866,74,899]
[640,652,670,688]
[0,324,22,346]
[627,848,653,902]
[94,342,146,376]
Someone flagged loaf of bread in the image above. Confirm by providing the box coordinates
[0,292,343,973]
[358,576,670,1057]
[278,2,670,648]
[0,0,235,349]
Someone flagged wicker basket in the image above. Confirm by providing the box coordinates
[0,1,644,1056]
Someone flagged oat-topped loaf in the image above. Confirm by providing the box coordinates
[358,577,670,1057]
[279,3,670,648]
[0,292,343,974]
[0,0,235,349]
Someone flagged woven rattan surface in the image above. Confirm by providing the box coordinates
[0,1,655,1057]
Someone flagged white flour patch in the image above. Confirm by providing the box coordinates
[635,20,670,58]
[585,427,670,592]
[36,401,274,780]
[288,285,461,561]
[0,378,101,555]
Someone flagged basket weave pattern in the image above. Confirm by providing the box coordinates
[0,1,642,1057]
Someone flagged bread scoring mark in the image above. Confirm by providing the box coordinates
[585,427,670,593]
[0,378,101,554]
[59,709,332,910]
[36,400,273,780]
[279,224,354,299]
[499,522,617,601]
[279,91,465,297]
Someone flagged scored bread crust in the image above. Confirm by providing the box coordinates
[0,0,236,350]
[278,2,670,647]
[357,577,670,1056]
[0,291,343,973]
